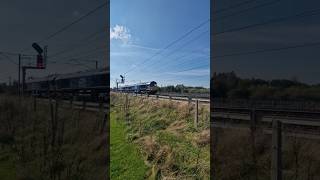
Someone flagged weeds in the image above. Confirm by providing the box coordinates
[212,127,320,180]
[0,95,107,179]
[111,93,210,179]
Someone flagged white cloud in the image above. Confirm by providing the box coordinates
[110,25,131,44]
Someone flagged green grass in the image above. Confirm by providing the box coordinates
[110,112,148,180]
[110,93,210,179]
[0,150,16,180]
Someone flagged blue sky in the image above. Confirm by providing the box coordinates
[212,0,320,84]
[110,0,210,88]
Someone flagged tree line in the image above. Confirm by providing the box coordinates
[158,84,209,94]
[212,72,320,101]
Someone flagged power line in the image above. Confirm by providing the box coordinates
[0,51,34,56]
[144,62,209,79]
[124,19,210,75]
[174,64,209,73]
[161,55,209,71]
[213,7,320,36]
[38,3,107,43]
[213,0,261,14]
[50,44,106,64]
[213,0,280,23]
[212,41,320,59]
[132,29,209,73]
[49,27,106,58]
[0,53,18,65]
[21,2,107,53]
[146,51,209,75]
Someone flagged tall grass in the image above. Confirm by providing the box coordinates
[111,93,210,179]
[0,95,108,179]
[212,127,320,180]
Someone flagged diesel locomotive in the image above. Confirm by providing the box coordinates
[118,81,158,94]
[25,68,109,100]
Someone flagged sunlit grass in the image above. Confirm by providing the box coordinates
[110,112,148,179]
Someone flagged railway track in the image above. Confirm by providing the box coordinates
[122,92,210,103]
[39,93,320,136]
[212,107,320,137]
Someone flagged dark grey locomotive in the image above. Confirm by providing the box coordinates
[25,68,109,100]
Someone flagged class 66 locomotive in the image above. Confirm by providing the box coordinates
[118,81,158,95]
[25,69,109,101]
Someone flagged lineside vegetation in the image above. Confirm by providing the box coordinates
[0,95,108,179]
[111,92,210,179]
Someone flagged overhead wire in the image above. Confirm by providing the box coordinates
[123,0,279,78]
[123,19,210,75]
[0,53,18,65]
[213,0,280,23]
[135,29,210,73]
[49,28,107,59]
[212,41,320,59]
[213,7,320,36]
[20,2,107,53]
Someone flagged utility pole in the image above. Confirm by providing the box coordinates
[116,79,119,90]
[271,120,282,180]
[18,54,21,96]
[22,66,25,95]
[8,76,11,86]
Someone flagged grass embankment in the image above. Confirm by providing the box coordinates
[212,127,320,180]
[111,112,148,179]
[111,93,210,179]
[0,95,108,179]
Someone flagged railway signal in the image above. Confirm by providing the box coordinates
[116,75,125,91]
[32,43,43,54]
[32,43,47,69]
[22,44,48,94]
[37,54,44,69]
[120,75,125,83]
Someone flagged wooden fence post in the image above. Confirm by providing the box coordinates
[99,98,104,113]
[271,120,282,180]
[33,96,37,112]
[100,113,107,135]
[250,109,257,131]
[250,109,258,180]
[194,100,199,128]
[70,98,73,108]
[82,99,86,110]
[125,94,129,122]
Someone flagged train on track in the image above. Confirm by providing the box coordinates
[25,68,109,101]
[118,81,158,94]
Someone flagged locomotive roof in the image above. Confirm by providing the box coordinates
[26,68,109,83]
[119,81,157,88]
[56,68,107,80]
